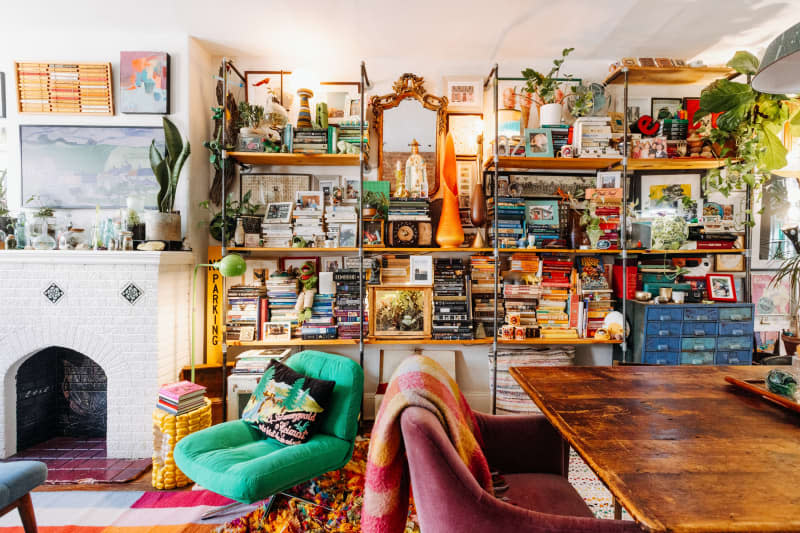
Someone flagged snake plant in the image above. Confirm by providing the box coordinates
[150,117,190,213]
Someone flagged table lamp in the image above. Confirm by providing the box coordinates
[752,21,800,94]
[190,253,247,382]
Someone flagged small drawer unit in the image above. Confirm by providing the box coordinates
[625,302,754,366]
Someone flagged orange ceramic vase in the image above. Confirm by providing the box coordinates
[436,133,464,248]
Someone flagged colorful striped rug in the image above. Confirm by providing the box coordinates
[0,490,259,532]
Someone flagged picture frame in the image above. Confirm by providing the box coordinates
[631,136,669,159]
[263,321,292,341]
[295,190,323,210]
[409,255,433,286]
[596,171,622,189]
[524,199,560,228]
[320,82,360,125]
[244,70,290,106]
[651,97,683,120]
[338,223,358,247]
[280,257,320,275]
[317,175,340,205]
[447,113,483,156]
[706,273,737,302]
[673,59,688,67]
[621,58,637,67]
[456,158,477,208]
[524,128,553,157]
[362,220,384,247]
[638,58,657,67]
[752,272,792,330]
[368,285,432,338]
[119,51,170,114]
[342,177,360,203]
[639,173,701,217]
[264,202,293,224]
[714,254,745,272]
[444,77,483,113]
[655,58,674,68]
[344,94,361,121]
[321,256,344,272]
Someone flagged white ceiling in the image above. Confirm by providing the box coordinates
[3,0,800,82]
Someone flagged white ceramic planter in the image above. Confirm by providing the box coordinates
[539,103,563,126]
[145,211,181,242]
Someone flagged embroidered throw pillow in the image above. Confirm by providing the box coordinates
[242,360,335,445]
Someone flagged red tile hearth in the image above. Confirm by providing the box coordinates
[3,437,151,484]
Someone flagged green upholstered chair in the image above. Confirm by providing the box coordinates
[174,351,363,515]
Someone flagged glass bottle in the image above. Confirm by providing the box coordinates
[14,214,26,249]
[32,218,56,250]
[4,230,17,250]
[234,218,245,247]
[120,231,134,251]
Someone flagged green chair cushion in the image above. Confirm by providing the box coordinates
[174,420,353,503]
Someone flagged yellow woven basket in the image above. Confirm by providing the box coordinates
[152,397,212,489]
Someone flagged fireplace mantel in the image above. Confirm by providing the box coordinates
[0,250,195,265]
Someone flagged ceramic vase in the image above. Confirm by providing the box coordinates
[587,227,602,249]
[296,88,314,129]
[539,102,563,126]
[145,211,182,242]
[436,133,464,247]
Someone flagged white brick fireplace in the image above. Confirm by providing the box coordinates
[0,251,194,458]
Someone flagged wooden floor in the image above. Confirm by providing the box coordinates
[34,469,191,493]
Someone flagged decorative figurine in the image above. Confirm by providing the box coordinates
[405,139,428,198]
[296,88,314,129]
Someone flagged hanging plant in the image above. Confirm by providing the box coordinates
[696,51,800,202]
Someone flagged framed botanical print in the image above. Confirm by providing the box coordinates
[368,285,432,338]
[444,77,483,113]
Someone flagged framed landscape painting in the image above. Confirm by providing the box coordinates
[20,125,164,208]
[120,51,169,114]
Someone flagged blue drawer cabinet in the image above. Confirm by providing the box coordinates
[625,301,754,366]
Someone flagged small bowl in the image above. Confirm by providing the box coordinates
[635,291,652,301]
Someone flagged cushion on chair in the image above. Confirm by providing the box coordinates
[174,420,353,503]
[284,351,363,442]
[0,461,47,507]
[503,473,595,518]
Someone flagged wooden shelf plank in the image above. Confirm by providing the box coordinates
[499,339,622,345]
[228,152,360,166]
[485,156,621,172]
[498,248,622,254]
[364,247,493,253]
[604,66,736,86]
[229,339,359,347]
[229,247,360,254]
[228,338,620,347]
[366,339,491,345]
[616,159,728,171]
[633,248,746,255]
[228,247,744,256]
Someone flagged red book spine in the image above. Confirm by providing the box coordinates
[259,298,268,340]
[696,241,735,249]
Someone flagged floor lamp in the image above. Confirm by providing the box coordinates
[752,21,800,94]
[190,253,247,382]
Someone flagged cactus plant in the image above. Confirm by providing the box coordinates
[150,117,190,213]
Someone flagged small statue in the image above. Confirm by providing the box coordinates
[405,139,428,198]
[337,140,360,155]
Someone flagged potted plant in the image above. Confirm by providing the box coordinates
[199,191,261,244]
[362,190,388,220]
[146,117,190,244]
[695,51,800,199]
[127,209,146,242]
[580,205,602,249]
[238,102,265,136]
[769,250,800,354]
[522,47,575,126]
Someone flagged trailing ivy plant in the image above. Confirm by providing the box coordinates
[696,51,800,200]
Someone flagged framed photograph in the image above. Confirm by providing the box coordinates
[317,175,340,205]
[714,254,745,272]
[265,202,293,223]
[447,113,483,156]
[524,199,560,228]
[320,82,360,124]
[409,255,433,286]
[295,190,323,209]
[362,220,384,247]
[596,171,621,189]
[280,257,320,275]
[244,70,290,106]
[632,136,669,159]
[456,158,477,208]
[444,77,483,112]
[263,322,291,341]
[503,174,594,198]
[651,97,682,120]
[21,125,164,208]
[339,223,358,247]
[0,72,5,118]
[343,177,360,203]
[344,94,361,121]
[321,256,344,272]
[706,274,737,302]
[369,285,432,338]
[655,58,674,68]
[120,51,169,114]
[639,173,701,217]
[638,58,657,67]
[497,175,510,197]
[673,59,688,67]
[524,128,553,157]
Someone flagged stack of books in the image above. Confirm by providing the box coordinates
[336,121,368,152]
[502,253,541,338]
[301,293,337,340]
[157,381,206,416]
[293,128,328,154]
[491,347,575,415]
[232,348,290,375]
[432,258,473,340]
[293,205,325,244]
[471,255,502,336]
[333,269,366,339]
[326,205,357,244]
[576,257,614,338]
[576,116,620,157]
[265,274,299,330]
[388,198,430,221]
[544,125,570,154]
[490,197,525,248]
[586,188,622,249]
[225,285,267,342]
[538,256,577,339]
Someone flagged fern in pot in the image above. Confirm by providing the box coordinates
[146,117,190,244]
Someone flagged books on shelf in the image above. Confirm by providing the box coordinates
[233,348,291,374]
[226,285,267,342]
[157,381,206,415]
[433,258,473,340]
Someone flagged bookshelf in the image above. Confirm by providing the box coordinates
[604,65,736,86]
[227,152,360,166]
[484,156,622,172]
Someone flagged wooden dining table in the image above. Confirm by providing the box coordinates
[509,365,800,533]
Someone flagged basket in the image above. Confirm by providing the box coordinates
[152,398,212,490]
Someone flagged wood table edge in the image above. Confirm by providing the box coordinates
[508,366,666,533]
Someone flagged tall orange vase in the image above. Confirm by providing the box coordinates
[436,133,464,248]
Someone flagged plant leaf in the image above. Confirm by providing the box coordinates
[789,107,800,137]
[758,125,788,172]
[162,117,184,167]
[727,51,760,75]
[695,80,754,121]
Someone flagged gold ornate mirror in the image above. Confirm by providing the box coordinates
[371,74,448,195]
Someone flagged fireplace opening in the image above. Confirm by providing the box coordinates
[16,347,107,452]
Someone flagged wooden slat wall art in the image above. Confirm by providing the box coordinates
[15,62,114,115]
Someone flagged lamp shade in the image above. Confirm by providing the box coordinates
[216,253,247,277]
[752,21,800,94]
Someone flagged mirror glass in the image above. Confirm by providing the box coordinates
[381,98,437,194]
